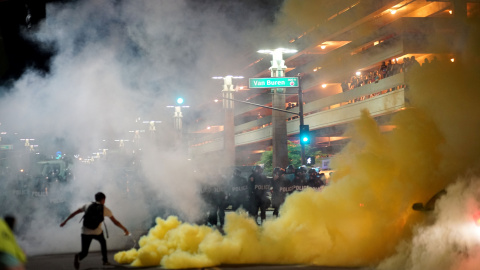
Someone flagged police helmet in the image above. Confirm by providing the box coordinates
[285,164,295,174]
[273,167,286,176]
[254,165,263,173]
[298,165,307,173]
[308,168,317,175]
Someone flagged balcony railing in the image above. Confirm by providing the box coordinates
[189,73,406,155]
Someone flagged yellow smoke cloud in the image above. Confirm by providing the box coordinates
[115,85,478,269]
[115,8,480,269]
[113,105,449,268]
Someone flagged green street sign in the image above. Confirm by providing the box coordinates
[0,145,13,150]
[249,77,299,88]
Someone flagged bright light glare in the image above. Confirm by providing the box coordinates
[356,71,361,76]
[322,84,327,88]
[281,48,298,54]
[257,49,272,54]
[390,9,397,14]
[450,58,455,63]
[177,97,184,104]
[320,45,326,49]
[257,48,298,54]
[473,212,480,226]
[214,99,219,103]
[213,76,243,79]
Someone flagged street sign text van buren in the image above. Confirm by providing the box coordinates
[249,77,299,88]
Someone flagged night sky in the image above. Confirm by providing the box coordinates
[0,0,284,90]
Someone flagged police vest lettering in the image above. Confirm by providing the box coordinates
[232,185,248,192]
[280,186,294,193]
[255,184,271,190]
[202,186,224,193]
[212,187,224,193]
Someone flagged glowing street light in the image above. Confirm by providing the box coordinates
[212,75,244,109]
[114,139,129,148]
[142,120,162,132]
[167,98,190,131]
[257,48,298,77]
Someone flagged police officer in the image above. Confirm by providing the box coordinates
[271,167,289,217]
[212,173,228,228]
[291,166,307,193]
[201,173,228,228]
[307,168,324,191]
[199,182,213,225]
[228,168,248,211]
[285,164,295,182]
[248,165,271,224]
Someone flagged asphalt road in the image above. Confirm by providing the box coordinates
[25,211,374,270]
[26,251,372,270]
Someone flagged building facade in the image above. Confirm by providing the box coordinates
[187,0,479,167]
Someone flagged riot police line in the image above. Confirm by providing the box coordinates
[199,165,329,228]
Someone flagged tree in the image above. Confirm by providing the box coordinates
[257,141,322,175]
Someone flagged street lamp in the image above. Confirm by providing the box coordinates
[142,120,162,134]
[114,139,129,148]
[258,48,297,168]
[212,76,244,110]
[20,138,36,152]
[166,98,190,131]
[212,75,244,167]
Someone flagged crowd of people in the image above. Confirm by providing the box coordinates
[342,56,423,92]
[200,165,328,227]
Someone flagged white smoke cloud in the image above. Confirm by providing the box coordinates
[377,177,480,270]
[0,0,280,255]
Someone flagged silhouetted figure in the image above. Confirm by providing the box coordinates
[60,192,129,269]
[248,165,271,224]
[271,167,289,217]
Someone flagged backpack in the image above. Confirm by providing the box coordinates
[83,202,104,230]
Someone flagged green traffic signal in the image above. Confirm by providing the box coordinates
[300,124,310,145]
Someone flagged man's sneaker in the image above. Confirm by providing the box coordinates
[74,254,80,270]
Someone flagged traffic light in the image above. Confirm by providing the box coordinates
[176,97,184,105]
[300,124,310,145]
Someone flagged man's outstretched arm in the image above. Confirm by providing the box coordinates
[109,216,129,235]
[60,209,83,227]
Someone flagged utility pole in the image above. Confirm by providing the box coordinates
[258,48,297,169]
[167,98,190,147]
[213,75,243,168]
[298,76,306,165]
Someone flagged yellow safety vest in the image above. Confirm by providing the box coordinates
[0,219,26,263]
